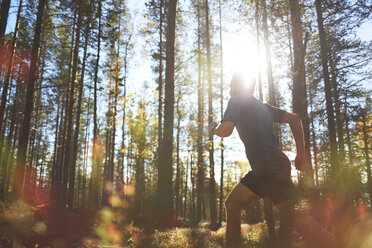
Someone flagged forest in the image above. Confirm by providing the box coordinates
[0,0,371,247]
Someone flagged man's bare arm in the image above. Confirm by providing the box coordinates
[210,120,235,138]
[282,112,310,171]
[282,112,305,154]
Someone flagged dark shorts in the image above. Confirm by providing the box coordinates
[240,170,297,205]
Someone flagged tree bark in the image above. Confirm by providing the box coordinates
[196,0,204,223]
[344,99,354,165]
[205,0,217,230]
[0,0,10,38]
[309,90,319,186]
[329,58,345,159]
[315,0,338,172]
[57,8,77,207]
[255,0,263,101]
[191,157,196,220]
[158,0,177,227]
[14,0,47,198]
[118,31,131,191]
[0,0,22,144]
[51,93,61,197]
[90,0,102,209]
[175,95,181,217]
[6,77,23,194]
[63,0,83,208]
[54,89,66,204]
[68,16,90,209]
[135,156,145,216]
[361,114,371,207]
[218,0,224,226]
[0,63,22,199]
[158,0,164,146]
[262,0,276,242]
[0,0,11,62]
[262,0,275,106]
[183,151,190,218]
[289,0,313,181]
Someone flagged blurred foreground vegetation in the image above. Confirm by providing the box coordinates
[1,197,372,248]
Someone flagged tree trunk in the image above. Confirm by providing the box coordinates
[175,97,181,217]
[196,0,204,223]
[135,157,145,216]
[7,76,23,194]
[262,0,275,106]
[54,90,66,204]
[157,0,177,227]
[57,8,77,207]
[81,97,91,207]
[82,123,89,208]
[255,0,263,101]
[309,91,319,186]
[101,101,112,207]
[205,0,217,230]
[118,32,131,191]
[344,99,354,165]
[90,0,102,209]
[0,0,10,37]
[286,13,294,82]
[14,0,46,198]
[68,17,90,209]
[0,0,10,62]
[63,0,83,208]
[329,58,345,159]
[218,0,224,226]
[108,15,122,197]
[289,0,305,116]
[0,0,22,137]
[315,0,338,172]
[361,114,371,207]
[51,94,61,197]
[191,158,196,220]
[289,0,313,183]
[29,71,43,195]
[0,64,22,199]
[183,152,190,218]
[158,0,164,146]
[261,0,276,242]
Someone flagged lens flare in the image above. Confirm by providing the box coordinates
[223,29,262,91]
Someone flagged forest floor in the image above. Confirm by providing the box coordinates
[1,200,372,248]
[85,222,281,248]
[0,200,290,248]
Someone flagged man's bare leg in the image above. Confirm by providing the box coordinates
[225,183,260,247]
[276,201,336,248]
[276,201,295,248]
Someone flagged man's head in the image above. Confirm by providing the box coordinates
[229,72,255,96]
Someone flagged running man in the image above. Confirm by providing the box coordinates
[210,73,314,247]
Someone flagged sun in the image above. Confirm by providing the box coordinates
[223,29,262,91]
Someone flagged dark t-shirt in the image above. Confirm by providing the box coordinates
[221,93,291,177]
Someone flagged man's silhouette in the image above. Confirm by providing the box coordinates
[210,73,317,247]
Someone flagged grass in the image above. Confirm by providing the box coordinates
[83,221,272,248]
[2,199,372,248]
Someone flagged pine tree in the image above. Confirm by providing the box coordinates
[204,0,217,230]
[0,0,23,199]
[90,0,103,209]
[218,0,224,226]
[196,0,204,223]
[14,0,47,198]
[63,0,84,208]
[158,0,177,227]
[315,0,339,174]
[69,0,92,209]
[0,0,11,63]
